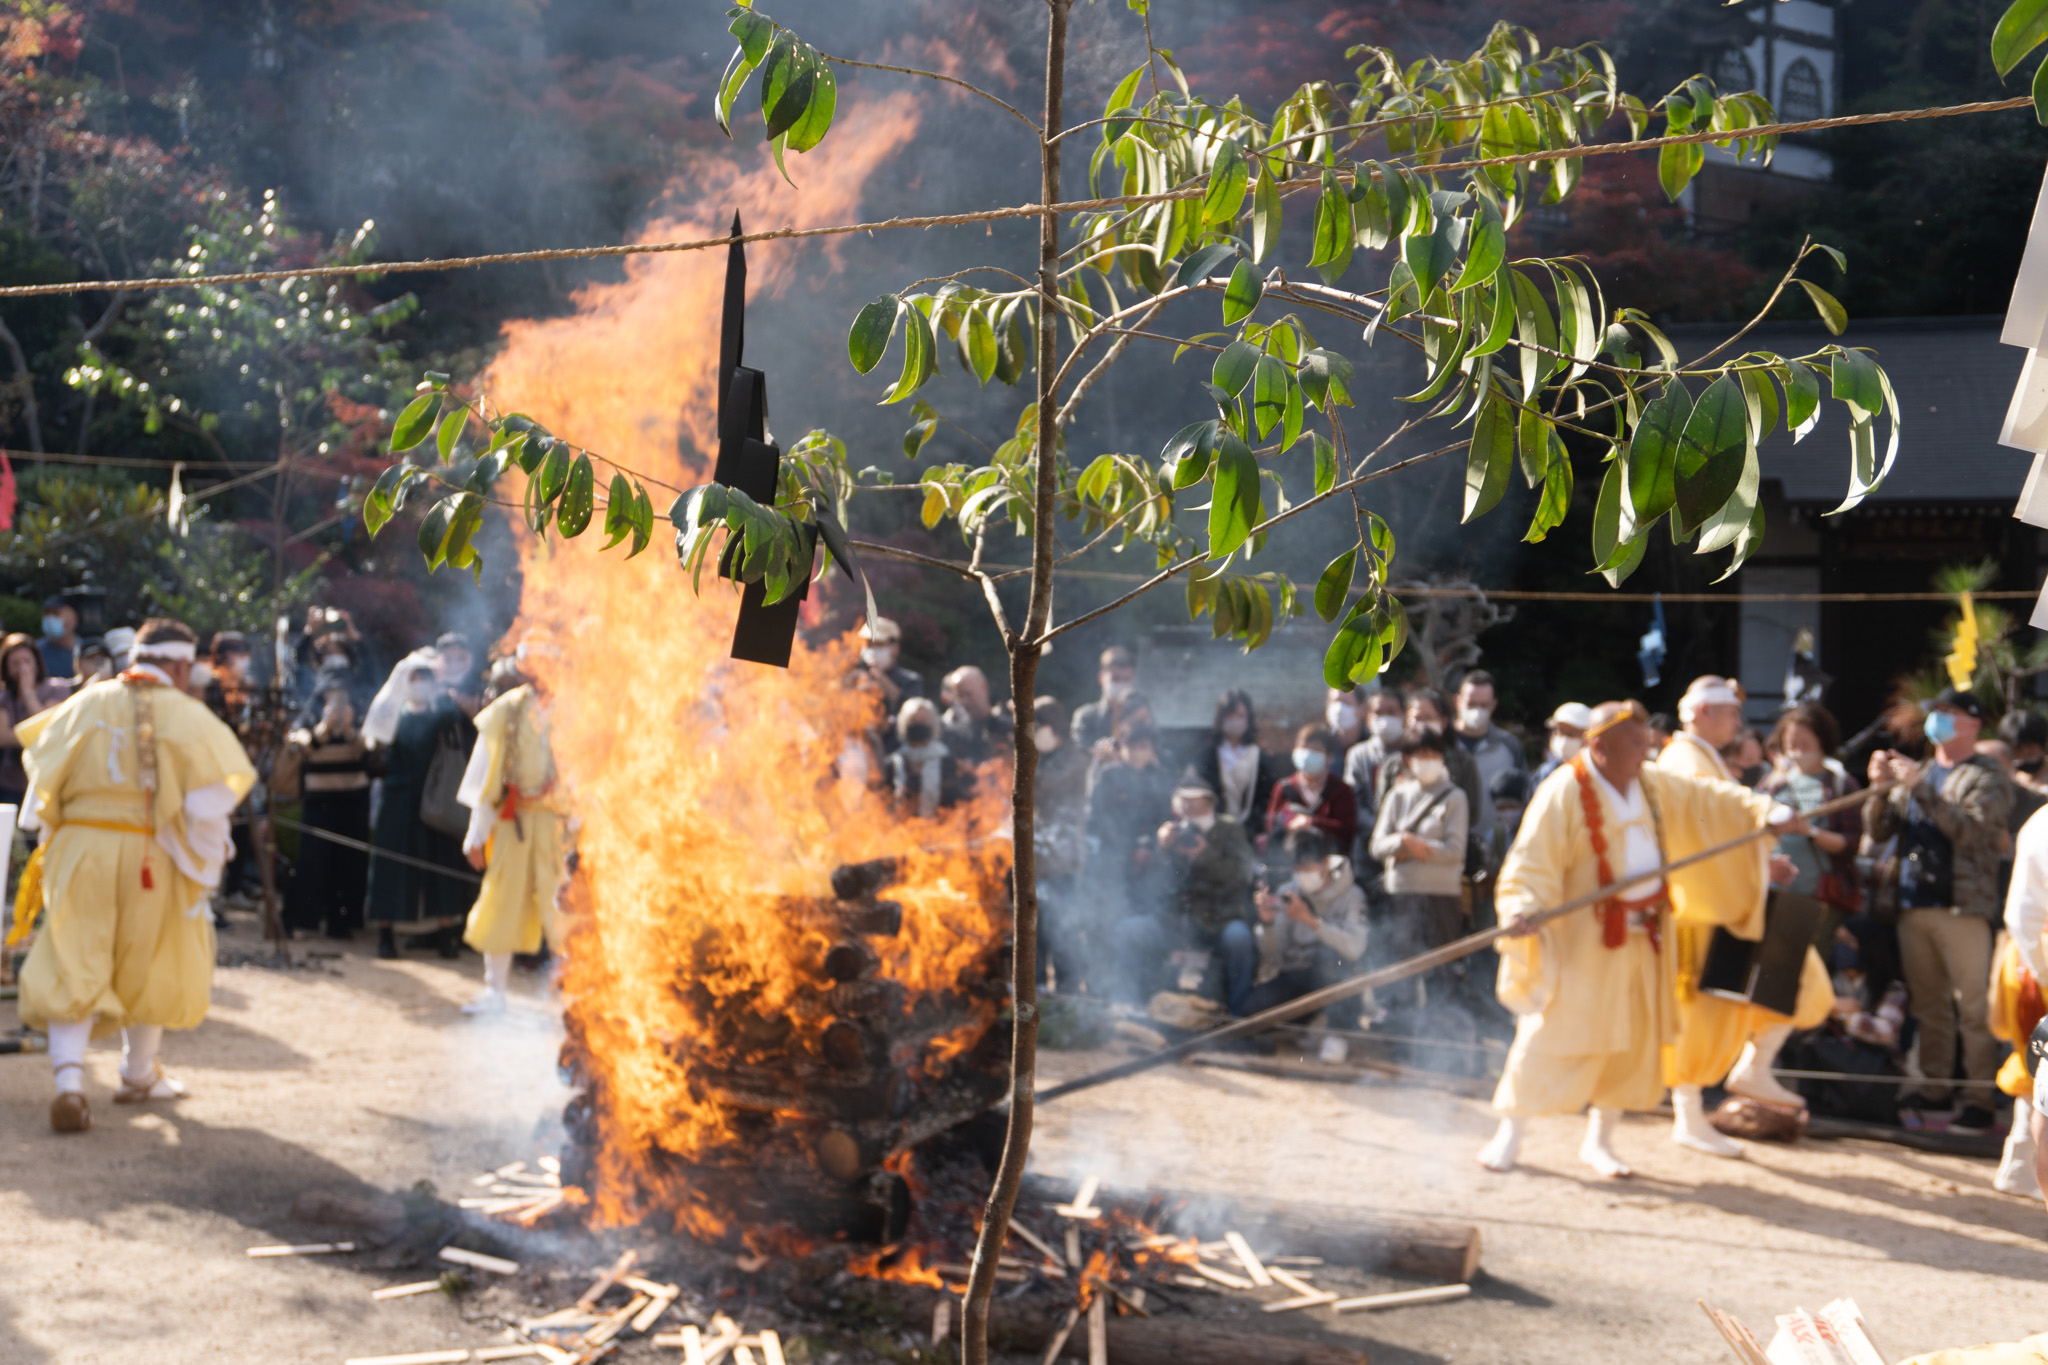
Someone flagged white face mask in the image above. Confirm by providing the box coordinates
[1102,678,1134,702]
[1296,867,1329,894]
[1033,724,1059,751]
[1549,733,1583,761]
[1190,812,1216,831]
[1292,747,1328,776]
[1369,714,1403,744]
[321,653,349,670]
[1326,702,1359,733]
[1459,704,1492,732]
[188,662,214,689]
[1409,757,1447,787]
[861,645,895,669]
[407,681,438,705]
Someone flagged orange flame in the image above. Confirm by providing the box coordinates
[479,94,1013,1234]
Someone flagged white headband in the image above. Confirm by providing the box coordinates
[1678,681,1741,721]
[133,641,196,662]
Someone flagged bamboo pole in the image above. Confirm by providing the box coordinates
[1036,779,1892,1104]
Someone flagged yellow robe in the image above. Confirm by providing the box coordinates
[1492,762,1785,1116]
[1989,937,2044,1099]
[461,685,565,956]
[16,677,255,1036]
[1655,733,1833,1088]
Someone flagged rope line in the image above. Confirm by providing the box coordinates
[0,96,2029,301]
[269,812,484,885]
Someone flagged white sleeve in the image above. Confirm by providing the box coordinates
[158,781,244,888]
[17,787,42,834]
[457,737,496,855]
[2008,812,2048,981]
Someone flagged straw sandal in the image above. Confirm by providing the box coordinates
[113,1061,187,1104]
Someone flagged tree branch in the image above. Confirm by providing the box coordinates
[822,53,1039,133]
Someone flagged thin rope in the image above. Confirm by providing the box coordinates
[0,96,2029,301]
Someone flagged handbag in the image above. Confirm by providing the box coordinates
[417,723,472,836]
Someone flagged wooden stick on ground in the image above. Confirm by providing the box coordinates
[757,1330,787,1365]
[343,1353,472,1365]
[372,1281,444,1301]
[248,1242,355,1257]
[1186,1261,1255,1290]
[1085,1298,1108,1365]
[1055,1174,1102,1220]
[438,1247,519,1276]
[1040,1308,1081,1365]
[1223,1232,1272,1287]
[1266,1267,1323,1298]
[1329,1284,1472,1312]
[575,1250,639,1310]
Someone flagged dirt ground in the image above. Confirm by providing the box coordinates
[5,913,2048,1365]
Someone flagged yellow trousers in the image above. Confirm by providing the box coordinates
[1494,933,1666,1116]
[463,809,565,956]
[18,825,213,1038]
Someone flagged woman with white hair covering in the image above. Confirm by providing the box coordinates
[364,655,477,960]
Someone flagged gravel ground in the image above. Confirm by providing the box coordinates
[4,914,2047,1365]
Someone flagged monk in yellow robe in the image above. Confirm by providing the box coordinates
[12,618,255,1132]
[1479,700,1805,1177]
[1656,675,1833,1159]
[455,667,566,1013]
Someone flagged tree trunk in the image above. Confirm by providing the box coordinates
[961,4,1068,1363]
[0,315,43,454]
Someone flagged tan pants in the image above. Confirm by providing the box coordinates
[1899,908,1996,1104]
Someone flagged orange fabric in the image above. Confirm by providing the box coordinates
[1570,753,1664,952]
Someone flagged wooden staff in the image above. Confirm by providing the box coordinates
[1035,777,1892,1104]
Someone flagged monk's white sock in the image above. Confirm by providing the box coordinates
[1672,1085,1744,1159]
[48,1019,91,1094]
[484,953,512,992]
[1580,1108,1633,1178]
[1996,1098,2040,1197]
[120,1025,163,1088]
[1477,1118,1525,1172]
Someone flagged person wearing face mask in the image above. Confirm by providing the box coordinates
[1071,645,1138,755]
[1864,686,2013,1134]
[1657,675,1833,1157]
[1030,696,1091,988]
[1533,702,1595,787]
[35,596,77,680]
[277,689,373,941]
[845,617,925,748]
[1265,725,1358,856]
[1383,689,1488,854]
[1480,700,1811,1178]
[290,607,371,709]
[1243,829,1367,1058]
[1453,672,1526,838]
[1325,686,1365,752]
[1114,774,1257,1007]
[1367,730,1470,1016]
[940,665,1010,768]
[365,662,478,961]
[2000,708,2048,796]
[1343,688,1406,818]
[886,696,966,818]
[70,638,111,690]
[1083,719,1176,993]
[1196,690,1282,841]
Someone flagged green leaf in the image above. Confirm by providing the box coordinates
[1738,363,1780,445]
[390,393,439,452]
[1315,547,1357,621]
[1252,164,1282,262]
[1403,214,1464,292]
[1187,562,1223,619]
[1781,358,1821,439]
[1509,269,1556,404]
[557,454,595,537]
[417,497,455,569]
[1462,393,1514,523]
[1993,0,2048,76]
[1104,104,1141,144]
[434,408,464,464]
[1212,338,1260,396]
[761,33,815,142]
[602,473,635,549]
[1202,138,1249,227]
[1796,279,1847,335]
[1450,197,1505,292]
[2034,52,2048,124]
[1280,371,1304,451]
[964,306,999,385]
[1524,443,1573,543]
[1165,420,1219,488]
[1207,430,1261,559]
[1469,276,1515,358]
[628,481,654,558]
[1591,457,1624,569]
[1517,407,1552,488]
[1174,242,1238,290]
[1222,258,1263,324]
[1830,348,1884,415]
[785,60,837,153]
[1298,349,1354,410]
[729,9,773,59]
[1105,64,1146,128]
[1308,172,1354,282]
[1697,442,1761,554]
[903,399,939,459]
[881,304,935,403]
[1600,531,1648,588]
[1814,244,1848,275]
[1672,374,1748,532]
[1657,139,1702,201]
[1313,432,1337,495]
[536,439,571,505]
[1251,353,1289,439]
[1623,382,1691,533]
[848,296,898,373]
[363,464,410,537]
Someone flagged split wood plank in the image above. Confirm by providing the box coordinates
[474,1350,548,1363]
[1169,1274,1218,1292]
[581,1296,648,1347]
[248,1242,355,1257]
[623,1275,681,1299]
[1187,1260,1254,1290]
[372,1282,444,1301]
[933,1297,953,1344]
[1267,1266,1321,1297]
[1054,1174,1102,1221]
[629,1292,676,1333]
[343,1353,471,1365]
[439,1247,520,1276]
[1065,1227,1082,1271]
[1271,1256,1324,1267]
[1008,1220,1066,1267]
[1329,1283,1471,1313]
[1040,1307,1081,1365]
[757,1330,786,1365]
[1086,1297,1107,1365]
[1262,1292,1340,1314]
[1223,1231,1272,1286]
[539,1155,562,1175]
[575,1250,639,1310]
